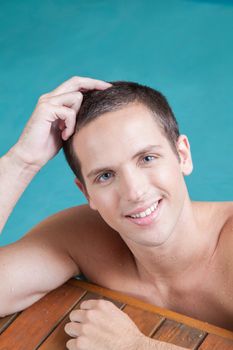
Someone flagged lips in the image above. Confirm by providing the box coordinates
[127,201,159,219]
[125,199,162,226]
[125,199,162,217]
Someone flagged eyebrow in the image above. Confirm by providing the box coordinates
[86,145,162,179]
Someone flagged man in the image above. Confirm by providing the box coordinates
[0,76,232,350]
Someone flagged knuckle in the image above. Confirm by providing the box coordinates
[70,76,80,83]
[86,309,95,321]
[38,93,49,102]
[98,299,110,309]
[77,335,88,348]
[80,300,87,309]
[70,108,76,116]
[98,299,105,307]
[81,323,91,335]
[74,91,83,99]
[37,101,50,112]
[69,109,77,119]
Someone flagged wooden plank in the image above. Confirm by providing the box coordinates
[0,284,86,350]
[68,279,233,341]
[122,304,164,336]
[198,334,233,349]
[152,319,206,349]
[0,313,19,334]
[38,291,125,350]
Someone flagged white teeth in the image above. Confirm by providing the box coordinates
[129,201,159,219]
[145,208,152,216]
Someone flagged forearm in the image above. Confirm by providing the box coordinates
[139,335,187,350]
[0,145,40,233]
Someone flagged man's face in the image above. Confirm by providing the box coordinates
[73,103,193,246]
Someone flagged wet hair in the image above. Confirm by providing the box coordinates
[62,81,180,187]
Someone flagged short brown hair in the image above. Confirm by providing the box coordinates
[63,81,180,186]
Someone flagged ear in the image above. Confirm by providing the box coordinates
[74,177,87,195]
[74,178,97,210]
[176,135,193,176]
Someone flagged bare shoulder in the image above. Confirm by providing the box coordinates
[31,204,135,286]
[203,202,233,318]
[217,201,233,243]
[214,202,233,285]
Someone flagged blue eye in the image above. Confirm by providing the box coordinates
[143,155,155,163]
[97,172,113,183]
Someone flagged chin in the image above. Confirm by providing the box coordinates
[121,227,172,247]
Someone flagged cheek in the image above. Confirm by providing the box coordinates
[91,194,121,232]
[151,161,185,194]
[88,188,119,213]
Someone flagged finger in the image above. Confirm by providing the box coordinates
[69,309,87,322]
[58,119,65,131]
[66,338,78,350]
[65,321,83,337]
[45,104,77,140]
[50,76,112,96]
[79,299,110,310]
[54,105,77,140]
[46,91,83,113]
[79,299,98,310]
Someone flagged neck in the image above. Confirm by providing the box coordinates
[124,197,216,285]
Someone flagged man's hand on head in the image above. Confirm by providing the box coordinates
[0,76,111,233]
[13,76,111,170]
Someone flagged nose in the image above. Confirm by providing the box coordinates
[120,168,148,203]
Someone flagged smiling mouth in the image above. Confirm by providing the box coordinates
[124,199,163,227]
[126,201,160,219]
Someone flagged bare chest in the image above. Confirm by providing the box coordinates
[82,247,233,333]
[114,267,233,332]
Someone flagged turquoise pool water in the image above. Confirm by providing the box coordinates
[0,0,233,246]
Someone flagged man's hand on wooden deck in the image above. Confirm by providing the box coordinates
[64,299,187,350]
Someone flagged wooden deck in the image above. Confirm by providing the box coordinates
[0,278,233,349]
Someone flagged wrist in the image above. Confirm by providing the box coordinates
[137,336,186,350]
[5,144,42,174]
[135,334,156,350]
